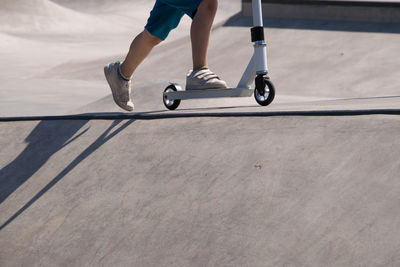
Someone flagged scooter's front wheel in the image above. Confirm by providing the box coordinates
[163,84,181,110]
[254,76,275,106]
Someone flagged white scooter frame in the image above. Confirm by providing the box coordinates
[162,0,275,110]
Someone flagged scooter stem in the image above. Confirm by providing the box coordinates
[252,0,264,27]
[251,0,268,75]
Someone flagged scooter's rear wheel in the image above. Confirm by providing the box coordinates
[254,77,275,106]
[163,84,181,110]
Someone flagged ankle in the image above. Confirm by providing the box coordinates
[119,63,131,81]
[193,65,208,71]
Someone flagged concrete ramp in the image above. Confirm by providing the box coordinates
[1,107,400,266]
[0,0,110,33]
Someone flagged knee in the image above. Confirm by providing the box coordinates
[143,29,163,46]
[200,0,218,15]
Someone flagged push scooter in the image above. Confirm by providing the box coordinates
[162,0,275,110]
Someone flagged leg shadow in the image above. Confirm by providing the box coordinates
[0,119,134,230]
[0,120,89,204]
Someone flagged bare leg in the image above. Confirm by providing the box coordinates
[120,29,162,78]
[191,0,218,70]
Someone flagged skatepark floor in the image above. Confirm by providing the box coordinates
[1,1,400,266]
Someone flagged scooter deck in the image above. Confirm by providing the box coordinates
[165,87,253,100]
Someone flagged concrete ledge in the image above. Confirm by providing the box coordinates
[242,0,400,23]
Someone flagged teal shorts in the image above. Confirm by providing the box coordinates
[145,0,203,40]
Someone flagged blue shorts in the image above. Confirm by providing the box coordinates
[145,0,203,40]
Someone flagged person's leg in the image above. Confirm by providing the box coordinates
[190,0,218,70]
[104,0,183,112]
[104,30,161,112]
[120,29,162,79]
[186,0,227,90]
[121,0,185,78]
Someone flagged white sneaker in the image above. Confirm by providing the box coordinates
[186,68,228,90]
[104,61,134,111]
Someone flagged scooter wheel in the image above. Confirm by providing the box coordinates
[254,77,275,106]
[163,84,181,110]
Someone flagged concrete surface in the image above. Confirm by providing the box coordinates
[1,0,400,266]
[1,114,400,267]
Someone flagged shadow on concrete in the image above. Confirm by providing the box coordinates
[223,12,400,34]
[0,119,134,230]
[1,108,400,123]
[0,120,89,205]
